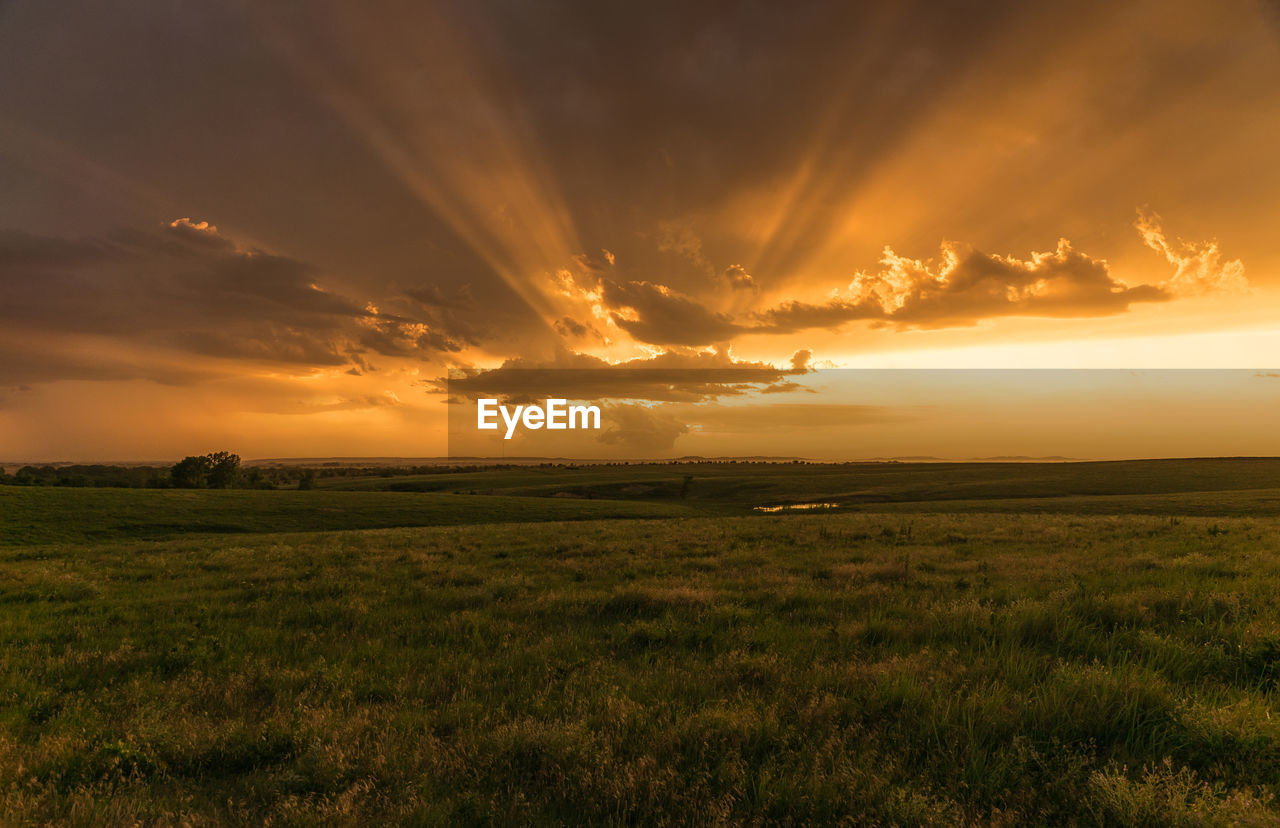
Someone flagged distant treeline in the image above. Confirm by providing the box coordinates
[0,456,823,489]
[0,464,174,488]
[1,454,314,490]
[0,462,606,488]
[0,460,300,489]
[0,459,585,489]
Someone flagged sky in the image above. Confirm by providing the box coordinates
[1,0,1278,461]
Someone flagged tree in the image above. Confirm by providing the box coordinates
[171,455,212,488]
[171,451,241,489]
[15,466,45,485]
[206,451,241,489]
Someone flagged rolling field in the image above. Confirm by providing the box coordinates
[4,460,1280,824]
[315,457,1280,516]
[0,487,690,547]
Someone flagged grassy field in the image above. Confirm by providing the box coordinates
[4,460,1280,824]
[0,487,689,547]
[316,457,1280,515]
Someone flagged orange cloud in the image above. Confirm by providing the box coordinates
[1135,208,1248,295]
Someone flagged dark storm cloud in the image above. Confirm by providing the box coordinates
[439,348,813,405]
[553,253,751,348]
[177,329,350,366]
[599,279,744,347]
[0,220,465,380]
[0,0,1266,393]
[0,0,550,350]
[753,297,887,333]
[452,0,1039,275]
[0,337,215,386]
[0,229,107,268]
[399,283,489,352]
[230,0,1081,312]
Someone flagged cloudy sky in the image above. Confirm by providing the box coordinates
[2,0,1278,460]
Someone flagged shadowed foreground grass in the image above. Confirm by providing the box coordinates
[0,487,689,546]
[4,512,1280,824]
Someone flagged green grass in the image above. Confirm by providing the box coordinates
[0,487,690,546]
[866,487,1280,517]
[5,464,1280,823]
[315,457,1280,515]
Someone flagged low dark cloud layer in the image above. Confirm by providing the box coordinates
[440,348,813,405]
[752,297,886,334]
[0,219,466,381]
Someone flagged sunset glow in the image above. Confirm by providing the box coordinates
[2,0,1278,460]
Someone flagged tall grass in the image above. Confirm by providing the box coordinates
[2,510,1280,823]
